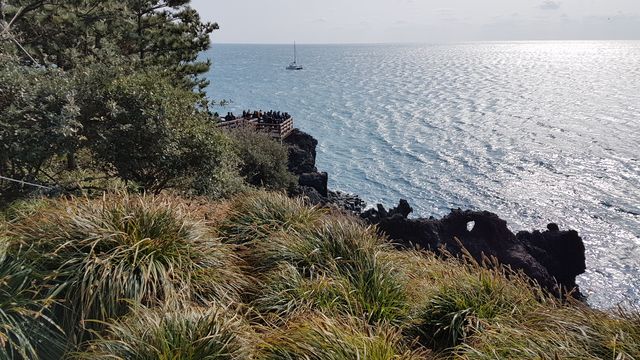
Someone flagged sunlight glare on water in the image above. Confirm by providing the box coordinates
[204,41,640,308]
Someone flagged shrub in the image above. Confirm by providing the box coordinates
[6,194,248,340]
[408,262,542,351]
[228,127,297,191]
[76,305,254,359]
[0,55,78,199]
[247,216,408,324]
[259,314,431,360]
[456,304,640,360]
[90,71,243,194]
[218,191,325,245]
[0,252,65,359]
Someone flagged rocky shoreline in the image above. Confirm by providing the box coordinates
[285,128,587,298]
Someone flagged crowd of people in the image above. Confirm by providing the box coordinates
[216,110,292,124]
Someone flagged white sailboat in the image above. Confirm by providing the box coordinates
[286,41,303,70]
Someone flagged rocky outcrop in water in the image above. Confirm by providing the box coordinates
[516,224,586,294]
[362,201,586,298]
[286,129,366,213]
[284,128,318,174]
[298,172,328,197]
[285,128,587,297]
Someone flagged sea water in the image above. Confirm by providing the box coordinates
[203,42,640,308]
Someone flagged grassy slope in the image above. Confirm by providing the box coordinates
[1,191,638,359]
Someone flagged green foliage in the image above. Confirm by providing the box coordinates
[455,304,640,360]
[249,263,349,321]
[219,191,326,245]
[248,218,408,324]
[1,191,640,359]
[6,194,248,341]
[0,197,49,222]
[408,265,541,351]
[228,128,297,191]
[2,1,234,201]
[0,252,65,359]
[76,305,254,360]
[0,53,244,198]
[91,71,241,194]
[245,216,383,273]
[122,0,218,91]
[0,54,79,197]
[222,192,407,325]
[259,314,431,360]
[6,0,217,89]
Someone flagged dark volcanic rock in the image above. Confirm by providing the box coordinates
[517,226,586,294]
[362,201,586,298]
[299,172,328,197]
[291,187,366,214]
[284,129,587,298]
[284,129,318,174]
[327,191,367,213]
[294,186,325,205]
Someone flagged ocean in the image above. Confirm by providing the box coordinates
[203,42,640,308]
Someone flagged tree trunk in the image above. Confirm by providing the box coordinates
[66,151,78,171]
[0,1,6,29]
[137,10,144,61]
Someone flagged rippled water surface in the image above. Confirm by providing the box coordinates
[204,42,640,308]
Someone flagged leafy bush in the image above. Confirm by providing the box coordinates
[259,314,431,360]
[91,71,242,194]
[76,305,254,360]
[0,55,78,199]
[0,56,246,201]
[6,194,248,340]
[228,128,297,191]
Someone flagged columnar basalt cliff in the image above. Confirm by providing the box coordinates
[285,129,587,298]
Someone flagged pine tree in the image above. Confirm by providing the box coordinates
[5,0,217,90]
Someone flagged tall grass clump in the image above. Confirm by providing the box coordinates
[456,303,640,359]
[248,216,408,324]
[250,263,349,322]
[1,197,50,223]
[407,257,544,352]
[259,314,431,360]
[6,194,248,341]
[247,216,381,272]
[76,305,254,359]
[0,253,65,359]
[218,191,325,245]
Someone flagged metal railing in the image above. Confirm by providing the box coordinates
[217,117,294,140]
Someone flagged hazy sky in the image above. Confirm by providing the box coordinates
[190,0,640,43]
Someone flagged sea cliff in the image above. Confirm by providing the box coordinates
[285,128,587,298]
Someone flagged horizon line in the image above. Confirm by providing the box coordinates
[212,39,640,46]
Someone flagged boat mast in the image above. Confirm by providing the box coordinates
[293,41,297,64]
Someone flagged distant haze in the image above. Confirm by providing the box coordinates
[191,0,640,44]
